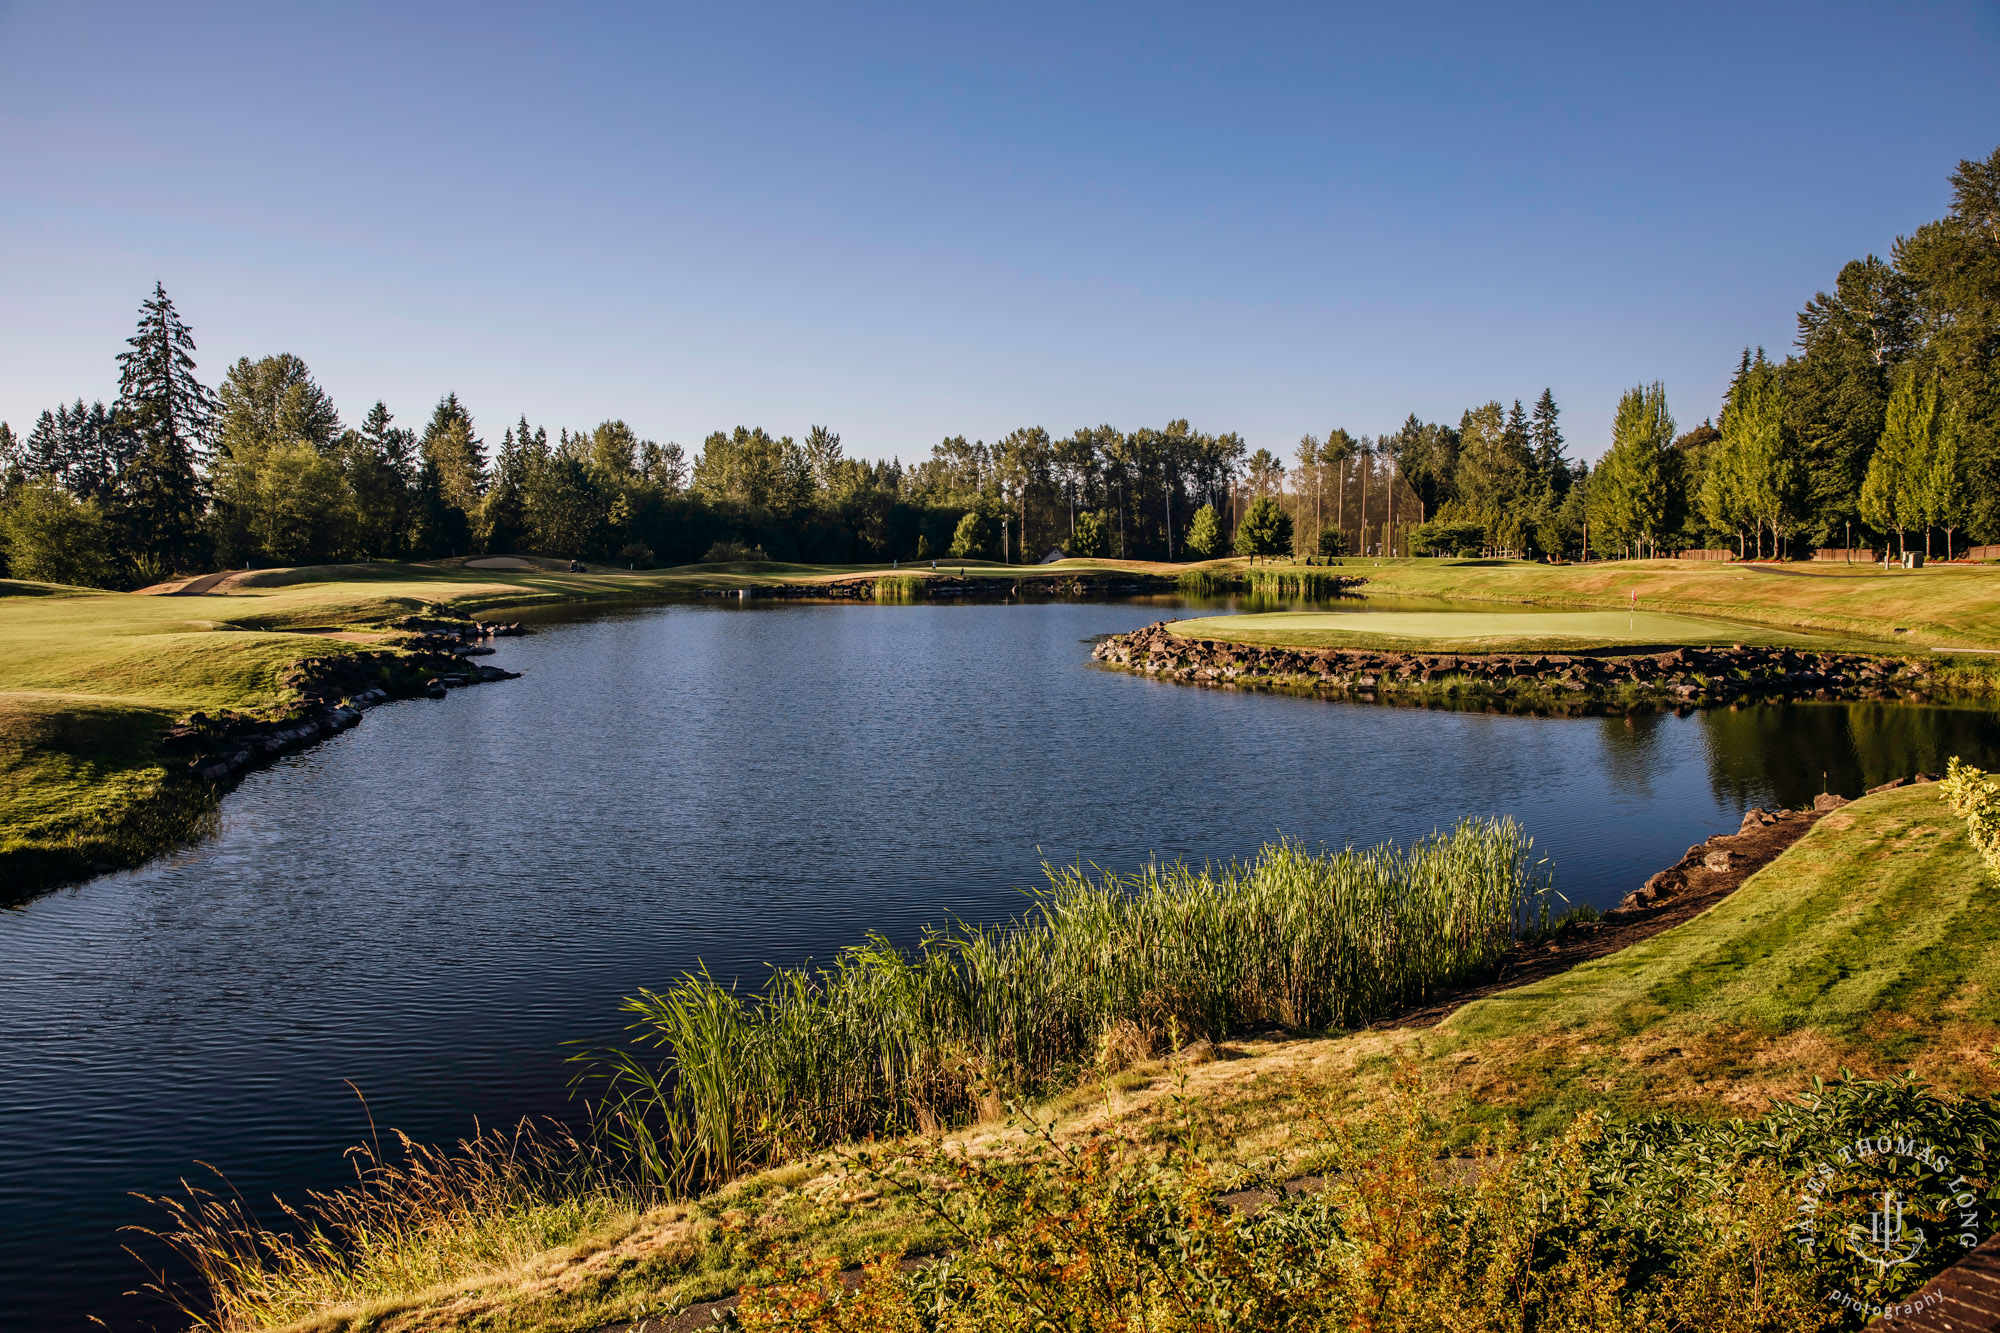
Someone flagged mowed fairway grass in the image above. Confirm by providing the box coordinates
[1407,781,2000,1127]
[0,561,732,890]
[1344,557,2000,651]
[1168,608,1843,654]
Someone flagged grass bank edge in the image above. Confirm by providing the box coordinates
[193,784,1999,1332]
[0,564,690,895]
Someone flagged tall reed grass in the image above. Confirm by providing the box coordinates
[579,820,1549,1196]
[130,1117,636,1330]
[1175,569,1242,594]
[872,575,925,602]
[1244,567,1356,597]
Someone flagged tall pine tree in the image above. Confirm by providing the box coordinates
[420,393,487,532]
[1530,389,1567,495]
[23,400,130,502]
[115,283,216,573]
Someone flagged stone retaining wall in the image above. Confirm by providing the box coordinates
[1093,621,1943,711]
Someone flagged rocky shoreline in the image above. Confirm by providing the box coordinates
[162,615,526,784]
[1609,773,1937,915]
[1093,621,1944,711]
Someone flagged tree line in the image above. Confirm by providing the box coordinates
[1264,147,2000,564]
[0,295,1267,584]
[1574,146,1999,562]
[3,147,1994,586]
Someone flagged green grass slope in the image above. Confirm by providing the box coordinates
[1405,782,2000,1131]
[1341,557,2000,651]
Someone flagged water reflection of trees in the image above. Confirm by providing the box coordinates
[1699,703,2000,810]
[1595,709,1668,803]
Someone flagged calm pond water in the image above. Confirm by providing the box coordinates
[5,597,1998,1330]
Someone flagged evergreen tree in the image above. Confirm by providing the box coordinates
[803,425,844,499]
[1452,401,1533,550]
[1859,364,1940,557]
[1594,382,1678,558]
[337,403,415,560]
[359,402,417,486]
[1784,257,1910,544]
[1232,494,1292,562]
[1720,356,1799,558]
[590,420,642,477]
[215,354,342,462]
[209,354,349,565]
[1894,146,2000,541]
[420,393,487,526]
[0,422,19,495]
[1502,399,1532,467]
[114,283,216,574]
[1922,398,1969,556]
[525,449,609,558]
[1184,502,1223,559]
[482,418,538,553]
[1530,389,1567,495]
[24,401,129,502]
[639,440,687,492]
[1385,415,1457,524]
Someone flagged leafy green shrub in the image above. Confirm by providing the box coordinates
[1940,756,2000,876]
[703,539,769,563]
[1315,526,1349,557]
[0,479,119,587]
[1409,518,1487,557]
[948,511,993,559]
[733,1080,1841,1332]
[1594,1073,2000,1317]
[1067,510,1110,558]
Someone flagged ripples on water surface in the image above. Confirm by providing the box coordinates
[4,598,1998,1330]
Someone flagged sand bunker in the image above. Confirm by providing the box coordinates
[465,556,539,571]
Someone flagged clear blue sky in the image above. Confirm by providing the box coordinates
[1,2,1994,464]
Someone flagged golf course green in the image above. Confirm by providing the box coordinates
[1168,607,1843,654]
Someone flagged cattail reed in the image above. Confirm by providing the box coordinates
[581,819,1549,1195]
